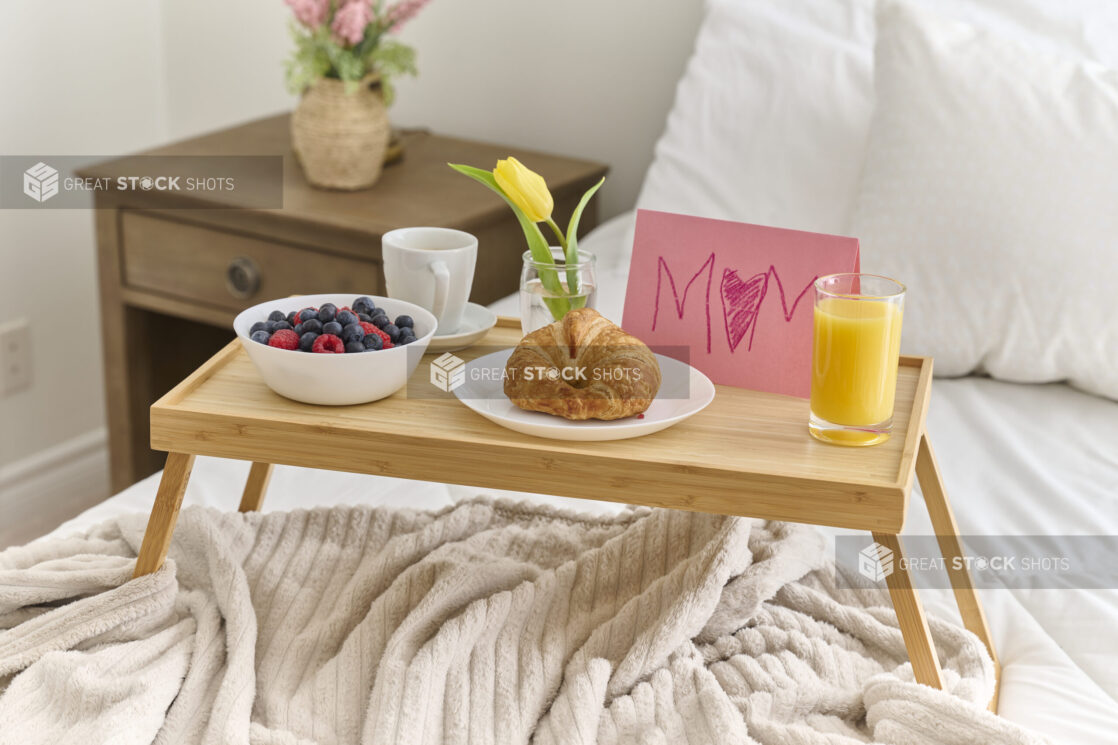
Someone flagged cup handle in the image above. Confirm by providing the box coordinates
[429,260,450,323]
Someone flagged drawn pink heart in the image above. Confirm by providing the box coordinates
[720,268,768,352]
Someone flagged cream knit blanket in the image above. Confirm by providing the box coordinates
[0,499,1045,745]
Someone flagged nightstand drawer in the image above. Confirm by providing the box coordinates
[120,212,382,311]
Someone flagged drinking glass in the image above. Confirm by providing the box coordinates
[809,273,905,446]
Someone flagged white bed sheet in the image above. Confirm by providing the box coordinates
[48,212,1118,743]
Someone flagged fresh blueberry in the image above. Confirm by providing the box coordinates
[268,310,286,323]
[286,311,298,326]
[298,331,319,352]
[357,312,373,323]
[250,330,271,344]
[250,321,267,335]
[371,313,390,329]
[272,321,292,332]
[362,333,383,350]
[317,303,337,323]
[300,318,323,334]
[298,308,318,323]
[265,320,279,332]
[353,296,375,315]
[344,340,366,354]
[293,323,304,335]
[383,324,401,343]
[341,322,365,343]
[322,321,343,336]
[394,315,414,330]
[397,334,417,345]
[336,310,358,327]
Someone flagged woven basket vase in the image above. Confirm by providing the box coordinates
[292,76,390,190]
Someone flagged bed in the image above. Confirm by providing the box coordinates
[47,210,1118,744]
[32,0,1118,741]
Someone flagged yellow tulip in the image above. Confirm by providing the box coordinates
[493,157,553,223]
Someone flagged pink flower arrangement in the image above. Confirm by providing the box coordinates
[286,0,430,44]
[284,0,429,99]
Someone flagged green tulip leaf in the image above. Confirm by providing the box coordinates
[560,264,579,304]
[561,177,604,306]
[565,177,605,264]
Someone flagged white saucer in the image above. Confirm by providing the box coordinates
[453,349,716,441]
[427,303,499,353]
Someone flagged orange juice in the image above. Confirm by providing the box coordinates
[810,296,903,444]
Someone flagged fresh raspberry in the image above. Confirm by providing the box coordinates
[267,329,299,350]
[311,333,345,353]
[358,321,378,336]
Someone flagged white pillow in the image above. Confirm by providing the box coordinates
[637,0,1118,233]
[635,0,875,235]
[854,1,1118,399]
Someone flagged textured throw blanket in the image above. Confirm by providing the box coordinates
[0,499,1046,745]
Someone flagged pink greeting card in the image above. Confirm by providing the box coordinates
[621,209,860,398]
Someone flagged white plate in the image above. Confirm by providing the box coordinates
[428,303,498,353]
[453,349,716,441]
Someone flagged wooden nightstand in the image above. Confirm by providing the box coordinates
[81,114,607,492]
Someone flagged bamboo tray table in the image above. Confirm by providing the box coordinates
[134,317,1000,710]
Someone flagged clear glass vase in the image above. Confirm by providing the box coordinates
[519,248,597,335]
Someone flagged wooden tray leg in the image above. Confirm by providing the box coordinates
[917,432,1001,712]
[871,531,945,689]
[238,462,273,512]
[133,452,194,577]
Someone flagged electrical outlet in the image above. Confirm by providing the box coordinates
[0,319,32,396]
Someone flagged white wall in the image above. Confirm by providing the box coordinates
[0,0,701,482]
[159,0,291,139]
[0,1,167,472]
[388,0,704,218]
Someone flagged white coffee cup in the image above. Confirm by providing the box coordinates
[382,227,477,335]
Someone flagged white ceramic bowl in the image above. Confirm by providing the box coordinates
[233,293,436,405]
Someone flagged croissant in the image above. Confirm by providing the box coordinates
[504,309,662,420]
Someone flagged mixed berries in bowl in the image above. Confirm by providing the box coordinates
[248,297,419,354]
[234,294,437,405]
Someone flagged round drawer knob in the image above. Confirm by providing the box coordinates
[226,256,261,299]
